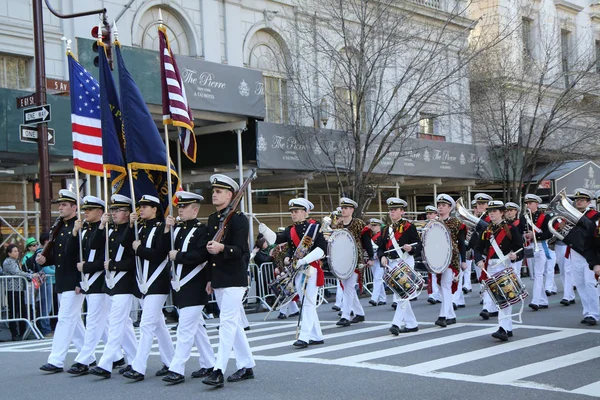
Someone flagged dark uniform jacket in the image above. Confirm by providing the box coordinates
[207,210,249,289]
[467,213,491,263]
[519,210,552,242]
[76,221,106,294]
[135,218,170,296]
[159,218,209,308]
[377,219,421,260]
[474,221,522,269]
[92,222,138,297]
[43,216,79,293]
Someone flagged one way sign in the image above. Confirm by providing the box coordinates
[23,104,51,125]
[19,125,55,146]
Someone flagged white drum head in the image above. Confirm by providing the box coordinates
[327,229,357,280]
[421,220,453,274]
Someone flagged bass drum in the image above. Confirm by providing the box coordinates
[327,229,357,280]
[421,220,453,274]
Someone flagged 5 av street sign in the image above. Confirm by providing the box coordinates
[23,104,51,125]
[19,124,55,146]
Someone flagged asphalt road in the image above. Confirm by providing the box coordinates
[0,279,599,400]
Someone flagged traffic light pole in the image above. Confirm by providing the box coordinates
[34,0,106,232]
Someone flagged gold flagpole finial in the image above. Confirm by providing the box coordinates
[158,8,164,27]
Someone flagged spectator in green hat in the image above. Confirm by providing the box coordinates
[22,237,39,270]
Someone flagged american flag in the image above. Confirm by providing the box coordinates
[68,52,103,176]
[158,26,197,163]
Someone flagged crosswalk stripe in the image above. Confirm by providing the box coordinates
[570,380,600,397]
[407,329,586,374]
[485,345,600,383]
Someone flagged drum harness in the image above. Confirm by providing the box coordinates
[386,225,422,308]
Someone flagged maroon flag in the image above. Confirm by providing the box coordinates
[158,26,197,163]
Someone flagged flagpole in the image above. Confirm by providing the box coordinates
[127,165,144,288]
[74,168,87,289]
[103,167,110,261]
[164,125,175,250]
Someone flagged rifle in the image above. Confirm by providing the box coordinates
[212,169,257,242]
[40,216,64,259]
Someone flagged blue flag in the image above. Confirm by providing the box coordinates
[114,42,180,213]
[97,41,128,196]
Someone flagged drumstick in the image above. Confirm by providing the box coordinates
[383,242,418,254]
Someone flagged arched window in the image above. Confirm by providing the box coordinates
[248,30,289,124]
[136,7,194,56]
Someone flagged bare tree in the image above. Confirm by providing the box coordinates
[470,13,600,201]
[273,0,510,215]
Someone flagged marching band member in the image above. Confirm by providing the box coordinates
[368,218,387,306]
[520,194,552,311]
[474,201,522,341]
[124,195,175,382]
[89,195,139,378]
[68,196,122,375]
[160,191,214,384]
[425,206,442,305]
[504,202,524,278]
[39,189,86,373]
[203,175,255,388]
[378,198,421,334]
[273,198,327,348]
[568,189,599,326]
[435,194,467,328]
[538,204,557,296]
[335,197,374,327]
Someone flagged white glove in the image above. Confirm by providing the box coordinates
[296,258,307,268]
[304,266,315,277]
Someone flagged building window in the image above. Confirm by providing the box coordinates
[248,31,290,124]
[137,7,194,56]
[417,113,444,141]
[522,18,533,59]
[561,29,571,87]
[0,54,29,89]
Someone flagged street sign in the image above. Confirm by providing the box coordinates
[16,93,36,109]
[47,78,69,92]
[19,124,55,145]
[23,104,51,124]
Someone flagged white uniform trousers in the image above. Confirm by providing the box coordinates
[453,270,465,306]
[98,294,138,371]
[279,300,299,316]
[439,268,456,319]
[527,243,549,306]
[341,271,364,320]
[571,251,600,321]
[214,287,255,373]
[370,260,386,303]
[131,294,174,375]
[335,280,343,308]
[391,256,417,327]
[428,274,442,302]
[294,271,324,343]
[47,291,85,367]
[462,260,473,291]
[74,293,110,366]
[544,248,557,293]
[511,260,522,280]
[555,244,575,301]
[168,305,215,375]
[488,263,513,332]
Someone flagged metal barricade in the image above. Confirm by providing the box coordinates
[257,262,277,311]
[33,275,57,336]
[0,275,43,339]
[245,263,270,310]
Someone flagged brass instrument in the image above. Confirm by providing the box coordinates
[523,208,540,252]
[455,198,488,230]
[547,189,582,241]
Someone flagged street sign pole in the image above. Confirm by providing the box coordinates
[33,0,51,233]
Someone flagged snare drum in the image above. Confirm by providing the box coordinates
[327,229,358,280]
[268,273,297,309]
[483,267,528,309]
[384,261,424,300]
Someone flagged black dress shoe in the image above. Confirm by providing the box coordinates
[162,371,185,384]
[202,369,224,388]
[155,365,169,376]
[538,305,548,309]
[427,297,437,305]
[119,365,132,375]
[399,326,419,333]
[435,300,442,304]
[446,318,457,325]
[227,367,254,382]
[40,363,63,373]
[289,312,300,317]
[479,299,484,305]
[492,328,508,341]
[67,362,89,375]
[331,305,341,311]
[338,311,342,317]
[583,316,598,326]
[545,290,552,296]
[435,317,447,327]
[377,301,387,306]
[369,300,377,306]
[336,318,351,327]
[560,299,570,306]
[479,309,490,320]
[462,287,468,294]
[112,358,126,369]
[123,370,145,381]
[551,291,557,295]
[488,311,499,317]
[191,367,214,378]
[244,326,251,331]
[277,313,287,319]
[89,366,111,379]
[392,302,397,310]
[389,324,401,336]
[529,303,539,311]
[507,331,513,337]
[350,315,365,324]
[569,299,576,304]
[453,303,458,311]
[308,340,324,345]
[457,304,466,308]
[409,297,417,302]
[293,339,309,348]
